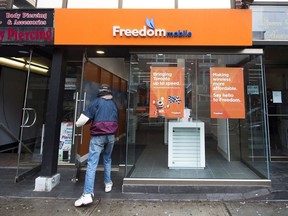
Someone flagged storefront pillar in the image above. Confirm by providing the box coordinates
[35,47,66,191]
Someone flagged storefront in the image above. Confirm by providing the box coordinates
[0,8,271,191]
[123,49,272,192]
[252,3,288,162]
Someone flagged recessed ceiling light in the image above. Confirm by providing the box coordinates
[18,50,29,54]
[96,50,105,54]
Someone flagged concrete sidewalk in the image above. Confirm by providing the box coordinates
[0,197,288,216]
[0,162,288,215]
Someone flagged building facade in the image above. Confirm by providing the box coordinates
[0,0,286,192]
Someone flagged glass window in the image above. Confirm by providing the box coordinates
[252,5,288,41]
[37,0,62,8]
[122,0,174,9]
[67,0,118,8]
[178,0,231,9]
[126,52,269,179]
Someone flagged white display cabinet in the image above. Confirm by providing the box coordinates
[168,121,205,169]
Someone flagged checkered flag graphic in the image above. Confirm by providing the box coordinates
[168,96,181,104]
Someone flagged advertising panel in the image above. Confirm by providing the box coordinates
[59,122,73,161]
[210,67,245,119]
[149,67,184,118]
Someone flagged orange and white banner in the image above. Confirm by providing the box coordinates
[210,67,245,119]
[149,67,184,118]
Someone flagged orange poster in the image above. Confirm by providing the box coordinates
[149,67,184,118]
[210,67,245,119]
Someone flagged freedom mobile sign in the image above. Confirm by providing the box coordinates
[0,9,54,44]
[54,9,252,46]
[210,67,245,119]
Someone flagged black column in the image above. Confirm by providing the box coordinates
[41,47,66,176]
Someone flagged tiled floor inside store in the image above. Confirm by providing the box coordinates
[131,124,260,179]
[131,142,260,179]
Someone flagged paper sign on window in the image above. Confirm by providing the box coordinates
[272,91,282,103]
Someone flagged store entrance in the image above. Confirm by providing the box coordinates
[266,51,288,161]
[0,46,51,182]
[265,46,288,161]
[61,49,128,181]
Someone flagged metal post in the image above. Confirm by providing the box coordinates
[41,47,66,177]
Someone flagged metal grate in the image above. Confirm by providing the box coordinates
[171,127,201,166]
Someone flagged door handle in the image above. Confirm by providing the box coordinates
[72,92,79,146]
[72,92,86,145]
[21,108,37,128]
[80,92,87,144]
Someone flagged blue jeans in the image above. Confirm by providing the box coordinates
[83,134,115,194]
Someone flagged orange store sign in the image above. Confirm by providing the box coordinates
[210,67,245,119]
[54,9,252,46]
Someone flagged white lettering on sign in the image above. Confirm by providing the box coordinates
[113,26,166,37]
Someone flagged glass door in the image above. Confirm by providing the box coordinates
[60,59,82,168]
[238,55,269,177]
[15,49,50,182]
[266,66,288,161]
[71,53,127,182]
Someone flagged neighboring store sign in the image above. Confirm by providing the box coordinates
[0,9,54,44]
[149,67,184,118]
[54,9,252,46]
[253,6,288,41]
[210,67,245,119]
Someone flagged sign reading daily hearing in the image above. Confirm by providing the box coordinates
[54,9,252,46]
[149,67,184,119]
[210,67,245,119]
[0,9,54,44]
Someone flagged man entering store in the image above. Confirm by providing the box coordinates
[74,84,118,207]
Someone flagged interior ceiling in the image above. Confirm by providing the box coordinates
[0,45,130,61]
[0,45,287,66]
[264,46,288,65]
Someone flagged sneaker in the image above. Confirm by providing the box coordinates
[74,193,93,207]
[105,182,113,193]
